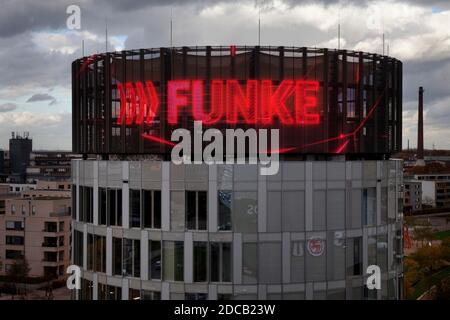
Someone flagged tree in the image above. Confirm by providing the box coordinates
[411,220,435,247]
[434,277,450,300]
[6,258,31,296]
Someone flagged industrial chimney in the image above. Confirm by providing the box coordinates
[416,86,425,166]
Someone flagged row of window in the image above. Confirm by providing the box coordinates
[78,280,400,300]
[74,187,390,231]
[73,233,392,283]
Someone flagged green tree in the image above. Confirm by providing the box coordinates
[434,277,450,300]
[6,258,31,296]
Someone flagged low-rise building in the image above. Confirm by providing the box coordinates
[403,179,422,213]
[411,173,450,208]
[0,183,71,279]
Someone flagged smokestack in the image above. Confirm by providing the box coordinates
[416,86,425,166]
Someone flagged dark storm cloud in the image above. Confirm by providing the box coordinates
[26,93,56,103]
[0,0,74,38]
[0,103,18,112]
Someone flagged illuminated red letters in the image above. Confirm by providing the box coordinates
[117,79,320,126]
[117,81,159,125]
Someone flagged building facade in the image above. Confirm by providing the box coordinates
[403,179,422,213]
[0,185,71,279]
[9,132,32,183]
[412,173,450,208]
[71,46,403,300]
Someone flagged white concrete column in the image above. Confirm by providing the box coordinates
[76,160,80,221]
[93,161,99,226]
[161,162,170,231]
[93,273,98,300]
[305,162,313,231]
[122,279,129,300]
[282,232,291,284]
[208,164,218,232]
[83,224,88,270]
[122,183,129,229]
[161,282,170,300]
[233,233,242,284]
[141,230,149,281]
[208,284,217,300]
[106,227,113,276]
[257,170,267,233]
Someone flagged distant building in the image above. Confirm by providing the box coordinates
[0,182,71,279]
[0,150,4,175]
[412,173,450,208]
[9,132,32,183]
[26,151,80,183]
[403,179,422,213]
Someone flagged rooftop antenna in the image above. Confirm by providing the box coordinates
[382,33,385,55]
[258,2,261,46]
[82,39,84,57]
[338,8,341,50]
[407,139,410,150]
[170,7,173,47]
[105,17,108,52]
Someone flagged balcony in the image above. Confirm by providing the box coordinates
[42,242,58,248]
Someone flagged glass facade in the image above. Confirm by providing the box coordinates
[73,160,403,300]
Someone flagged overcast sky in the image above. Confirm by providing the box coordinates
[0,0,449,150]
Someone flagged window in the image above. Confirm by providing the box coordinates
[291,240,305,283]
[163,241,184,281]
[218,191,232,231]
[242,243,257,284]
[59,221,65,232]
[210,242,231,282]
[79,186,93,223]
[6,221,24,231]
[21,205,26,215]
[363,188,376,226]
[347,237,362,276]
[43,236,58,247]
[113,237,122,276]
[143,190,161,229]
[11,204,15,214]
[106,285,122,300]
[234,192,257,233]
[6,250,23,259]
[73,230,84,266]
[44,222,57,232]
[87,234,106,273]
[123,239,140,277]
[259,242,282,284]
[80,279,93,300]
[193,242,208,282]
[99,187,107,225]
[129,288,140,300]
[149,240,161,280]
[185,293,207,300]
[108,189,122,226]
[186,191,207,230]
[141,290,161,300]
[6,235,24,245]
[129,189,141,228]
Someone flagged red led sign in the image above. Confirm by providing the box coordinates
[116,79,320,126]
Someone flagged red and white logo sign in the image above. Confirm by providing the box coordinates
[307,238,324,256]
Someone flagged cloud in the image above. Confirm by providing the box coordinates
[0,103,17,112]
[26,93,56,104]
[0,0,450,150]
[0,111,71,150]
